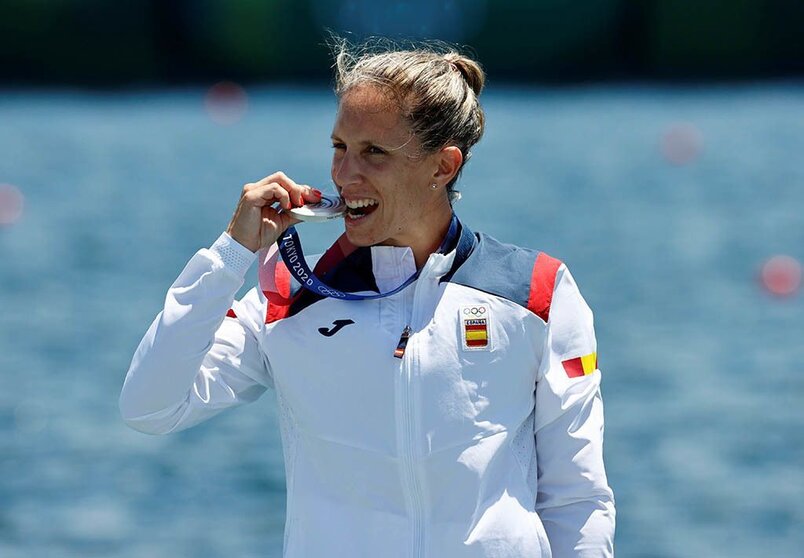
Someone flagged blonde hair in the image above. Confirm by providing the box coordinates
[332,38,486,191]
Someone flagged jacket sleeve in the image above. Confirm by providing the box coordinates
[119,232,274,435]
[533,263,616,557]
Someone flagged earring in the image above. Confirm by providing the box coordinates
[431,183,438,190]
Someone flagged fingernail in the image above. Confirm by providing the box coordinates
[312,188,322,197]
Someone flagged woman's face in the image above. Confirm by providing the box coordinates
[330,85,445,248]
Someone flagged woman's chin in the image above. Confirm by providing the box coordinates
[343,218,375,246]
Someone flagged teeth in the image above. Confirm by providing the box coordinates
[345,198,377,209]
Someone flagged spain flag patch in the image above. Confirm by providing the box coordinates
[562,352,598,378]
[460,304,491,351]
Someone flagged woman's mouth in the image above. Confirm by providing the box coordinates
[344,198,379,220]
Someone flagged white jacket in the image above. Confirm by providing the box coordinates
[119,218,615,557]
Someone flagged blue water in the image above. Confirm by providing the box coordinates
[1,84,802,557]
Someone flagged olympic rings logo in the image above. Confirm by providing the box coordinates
[317,285,347,298]
[463,306,487,316]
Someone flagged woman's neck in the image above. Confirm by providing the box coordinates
[409,207,453,269]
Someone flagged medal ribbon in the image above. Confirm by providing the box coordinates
[277,214,459,301]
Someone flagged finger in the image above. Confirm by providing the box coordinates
[256,171,299,195]
[293,185,308,207]
[256,172,312,207]
[260,203,299,226]
[269,186,292,210]
[286,181,312,207]
[247,182,291,210]
[300,185,323,205]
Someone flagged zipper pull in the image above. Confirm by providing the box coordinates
[394,325,412,359]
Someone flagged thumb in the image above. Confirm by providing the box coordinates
[260,207,302,248]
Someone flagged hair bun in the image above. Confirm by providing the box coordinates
[444,53,485,97]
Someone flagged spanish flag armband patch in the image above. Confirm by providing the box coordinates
[562,352,598,378]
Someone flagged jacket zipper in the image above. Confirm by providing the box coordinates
[398,271,433,558]
[399,333,424,558]
[394,325,412,358]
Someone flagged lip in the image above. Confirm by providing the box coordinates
[343,209,372,220]
[343,203,378,226]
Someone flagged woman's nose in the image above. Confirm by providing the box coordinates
[332,152,360,186]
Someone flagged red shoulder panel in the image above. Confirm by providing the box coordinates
[266,262,292,324]
[526,252,563,322]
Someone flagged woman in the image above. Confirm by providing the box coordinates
[119,43,615,557]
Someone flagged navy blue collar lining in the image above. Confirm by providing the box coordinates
[440,217,476,284]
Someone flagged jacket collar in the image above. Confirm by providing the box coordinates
[286,213,476,313]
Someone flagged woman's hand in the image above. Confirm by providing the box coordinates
[226,172,322,252]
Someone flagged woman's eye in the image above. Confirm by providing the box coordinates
[331,143,346,150]
[367,145,386,155]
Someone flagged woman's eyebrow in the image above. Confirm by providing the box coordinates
[331,129,414,151]
[330,134,392,148]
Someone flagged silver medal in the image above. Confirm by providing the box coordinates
[288,193,346,223]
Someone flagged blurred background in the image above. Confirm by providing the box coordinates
[1,1,802,557]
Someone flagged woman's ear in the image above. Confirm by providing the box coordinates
[433,146,464,187]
